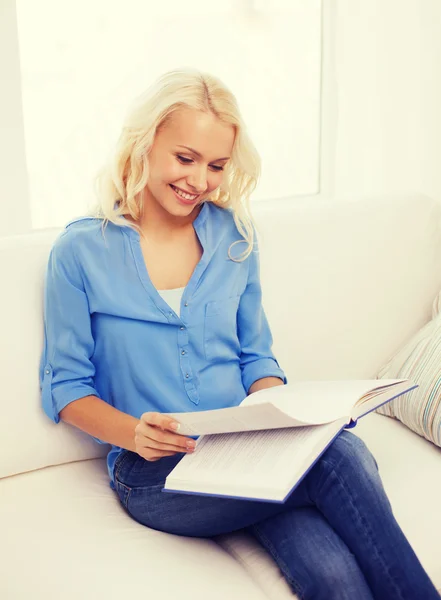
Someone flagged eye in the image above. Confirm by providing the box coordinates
[176,155,224,172]
[177,155,192,164]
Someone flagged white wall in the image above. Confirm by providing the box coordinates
[1,0,441,237]
[320,0,441,202]
[15,1,321,230]
[0,0,31,235]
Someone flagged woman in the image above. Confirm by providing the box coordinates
[40,68,439,600]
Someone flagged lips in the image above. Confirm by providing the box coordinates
[170,184,198,199]
[170,184,200,204]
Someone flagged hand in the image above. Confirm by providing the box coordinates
[135,411,196,461]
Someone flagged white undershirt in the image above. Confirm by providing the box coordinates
[156,287,185,317]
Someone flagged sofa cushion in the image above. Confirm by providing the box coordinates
[216,414,441,595]
[0,457,269,600]
[376,290,441,446]
[1,410,440,598]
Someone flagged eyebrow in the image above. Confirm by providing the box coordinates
[176,145,230,161]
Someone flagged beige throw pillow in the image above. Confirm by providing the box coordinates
[376,292,441,447]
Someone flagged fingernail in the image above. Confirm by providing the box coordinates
[170,422,180,431]
[186,441,196,449]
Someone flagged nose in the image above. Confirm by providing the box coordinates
[187,165,208,194]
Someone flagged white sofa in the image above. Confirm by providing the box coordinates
[1,193,440,599]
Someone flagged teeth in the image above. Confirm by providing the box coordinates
[172,185,198,200]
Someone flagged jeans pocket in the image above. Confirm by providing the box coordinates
[114,478,133,510]
[114,450,138,510]
[114,450,134,480]
[204,295,241,360]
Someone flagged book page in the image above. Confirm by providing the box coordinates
[243,379,409,425]
[350,380,418,422]
[164,418,346,498]
[166,379,410,437]
[353,381,411,406]
[166,402,314,437]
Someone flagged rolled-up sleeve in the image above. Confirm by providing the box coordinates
[39,231,100,423]
[237,238,287,393]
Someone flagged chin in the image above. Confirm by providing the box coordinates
[166,201,201,216]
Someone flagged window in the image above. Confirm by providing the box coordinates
[14,0,322,230]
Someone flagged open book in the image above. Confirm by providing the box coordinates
[162,379,417,503]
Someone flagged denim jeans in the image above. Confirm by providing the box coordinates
[113,430,439,600]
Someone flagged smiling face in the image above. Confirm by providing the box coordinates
[142,107,236,219]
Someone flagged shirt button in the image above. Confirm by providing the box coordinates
[185,373,189,379]
[180,326,185,331]
[169,313,173,317]
[181,350,186,355]
[184,302,188,307]
[45,369,50,374]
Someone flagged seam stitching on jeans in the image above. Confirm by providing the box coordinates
[320,456,405,600]
[114,450,132,481]
[251,524,305,598]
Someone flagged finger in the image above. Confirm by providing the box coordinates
[135,421,195,452]
[137,420,194,451]
[148,425,196,450]
[145,436,194,454]
[136,424,195,453]
[144,450,180,462]
[141,411,182,434]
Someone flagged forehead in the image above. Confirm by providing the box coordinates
[158,108,235,157]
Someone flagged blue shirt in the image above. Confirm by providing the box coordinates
[39,201,286,486]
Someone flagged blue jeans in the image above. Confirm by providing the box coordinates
[113,430,439,600]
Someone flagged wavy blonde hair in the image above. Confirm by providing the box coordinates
[90,67,261,261]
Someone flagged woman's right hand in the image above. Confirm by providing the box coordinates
[134,412,196,461]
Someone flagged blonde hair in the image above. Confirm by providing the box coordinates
[90,67,261,261]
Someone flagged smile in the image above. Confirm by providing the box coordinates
[170,184,199,201]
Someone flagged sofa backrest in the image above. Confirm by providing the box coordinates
[1,193,441,479]
[0,230,111,479]
[256,193,441,380]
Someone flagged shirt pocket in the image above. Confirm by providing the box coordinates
[204,295,241,361]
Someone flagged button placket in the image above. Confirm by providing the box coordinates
[177,322,198,404]
[180,347,192,382]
